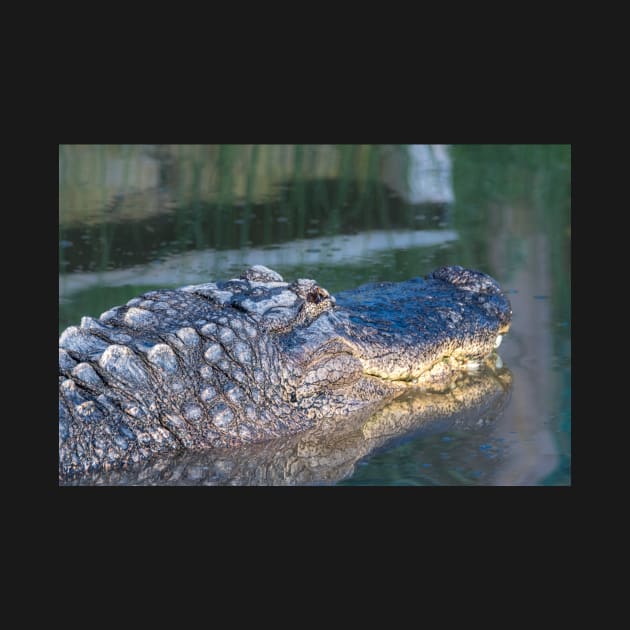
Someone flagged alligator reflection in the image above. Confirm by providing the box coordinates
[63,359,512,486]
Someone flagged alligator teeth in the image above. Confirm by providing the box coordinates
[494,334,503,349]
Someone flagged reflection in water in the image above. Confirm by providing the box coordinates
[381,144,454,204]
[61,362,512,486]
[489,226,562,484]
[451,145,571,485]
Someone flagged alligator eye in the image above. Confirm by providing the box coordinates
[306,285,328,304]
[306,286,329,304]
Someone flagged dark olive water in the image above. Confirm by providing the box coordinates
[59,144,571,485]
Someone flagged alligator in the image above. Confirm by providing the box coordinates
[59,264,512,482]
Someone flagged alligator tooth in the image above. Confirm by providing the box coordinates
[464,360,481,370]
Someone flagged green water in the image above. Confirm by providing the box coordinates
[59,144,571,485]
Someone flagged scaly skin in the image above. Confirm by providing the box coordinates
[59,265,511,480]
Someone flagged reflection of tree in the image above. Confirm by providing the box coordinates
[59,145,384,226]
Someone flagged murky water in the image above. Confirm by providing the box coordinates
[59,144,571,485]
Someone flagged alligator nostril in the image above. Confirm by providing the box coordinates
[430,266,502,295]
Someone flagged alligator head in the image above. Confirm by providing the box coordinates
[58,264,511,480]
[280,265,511,416]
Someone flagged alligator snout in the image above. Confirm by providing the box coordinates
[331,265,512,384]
[430,265,511,334]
